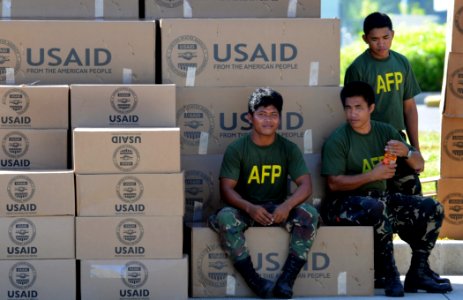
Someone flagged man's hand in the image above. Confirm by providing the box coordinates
[373,160,397,180]
[247,204,274,226]
[272,202,291,224]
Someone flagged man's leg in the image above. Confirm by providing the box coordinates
[322,195,404,297]
[273,203,319,298]
[213,206,273,298]
[389,193,452,293]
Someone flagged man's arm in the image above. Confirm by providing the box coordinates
[403,98,420,151]
[386,140,424,173]
[327,162,396,192]
[220,177,274,226]
[272,174,312,224]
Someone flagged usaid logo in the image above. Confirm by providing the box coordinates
[8,218,36,246]
[121,261,149,288]
[2,88,29,115]
[113,145,140,172]
[444,129,463,161]
[0,39,21,82]
[116,176,144,203]
[456,7,463,34]
[197,243,229,288]
[7,175,35,203]
[449,68,463,100]
[177,104,214,146]
[2,131,29,158]
[9,262,37,290]
[116,218,144,246]
[110,87,138,114]
[167,35,209,77]
[184,170,213,222]
[443,193,463,225]
[154,0,182,8]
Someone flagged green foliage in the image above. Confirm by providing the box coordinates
[340,23,446,91]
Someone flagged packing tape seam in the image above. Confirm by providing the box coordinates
[95,0,104,18]
[6,68,15,85]
[186,66,196,87]
[183,0,192,18]
[303,129,313,154]
[287,0,297,18]
[198,131,208,155]
[309,61,320,86]
[122,68,132,84]
[337,271,347,295]
[226,274,236,295]
[2,0,11,18]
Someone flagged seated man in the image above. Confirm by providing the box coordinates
[208,87,319,299]
[321,81,451,297]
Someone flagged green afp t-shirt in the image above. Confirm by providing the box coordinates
[220,133,309,204]
[321,121,408,193]
[344,49,421,131]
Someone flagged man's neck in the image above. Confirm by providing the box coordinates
[251,132,276,147]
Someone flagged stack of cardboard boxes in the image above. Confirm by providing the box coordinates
[0,85,76,298]
[71,85,187,299]
[153,1,374,297]
[0,0,377,298]
[438,0,463,239]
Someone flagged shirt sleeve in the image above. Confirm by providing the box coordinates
[219,144,241,181]
[288,144,310,181]
[321,134,347,176]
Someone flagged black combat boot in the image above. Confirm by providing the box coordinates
[233,256,273,298]
[404,252,452,293]
[273,253,306,299]
[383,254,404,297]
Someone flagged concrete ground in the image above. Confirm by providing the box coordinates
[190,276,462,299]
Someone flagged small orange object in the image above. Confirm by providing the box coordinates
[383,151,397,165]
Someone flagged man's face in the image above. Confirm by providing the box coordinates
[362,27,394,60]
[249,105,280,137]
[344,96,374,133]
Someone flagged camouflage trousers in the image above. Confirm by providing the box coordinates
[208,202,319,263]
[321,192,444,272]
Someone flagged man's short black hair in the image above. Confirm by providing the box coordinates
[341,81,375,107]
[363,12,393,35]
[248,87,283,114]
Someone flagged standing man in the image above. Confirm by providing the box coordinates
[321,81,452,297]
[208,87,319,299]
[344,12,422,195]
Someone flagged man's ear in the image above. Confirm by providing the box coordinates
[246,112,252,123]
[362,34,368,43]
[369,103,375,114]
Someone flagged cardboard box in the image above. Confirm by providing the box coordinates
[441,52,463,117]
[73,128,180,174]
[0,0,138,19]
[0,85,69,129]
[181,154,223,222]
[440,116,463,178]
[438,178,463,239]
[161,18,340,87]
[0,259,76,300]
[0,20,156,84]
[0,216,75,259]
[80,257,188,300]
[70,84,176,128]
[191,226,374,297]
[76,216,183,259]
[76,172,184,216]
[446,0,463,53]
[145,0,320,19]
[0,129,68,170]
[177,86,344,155]
[0,170,75,217]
